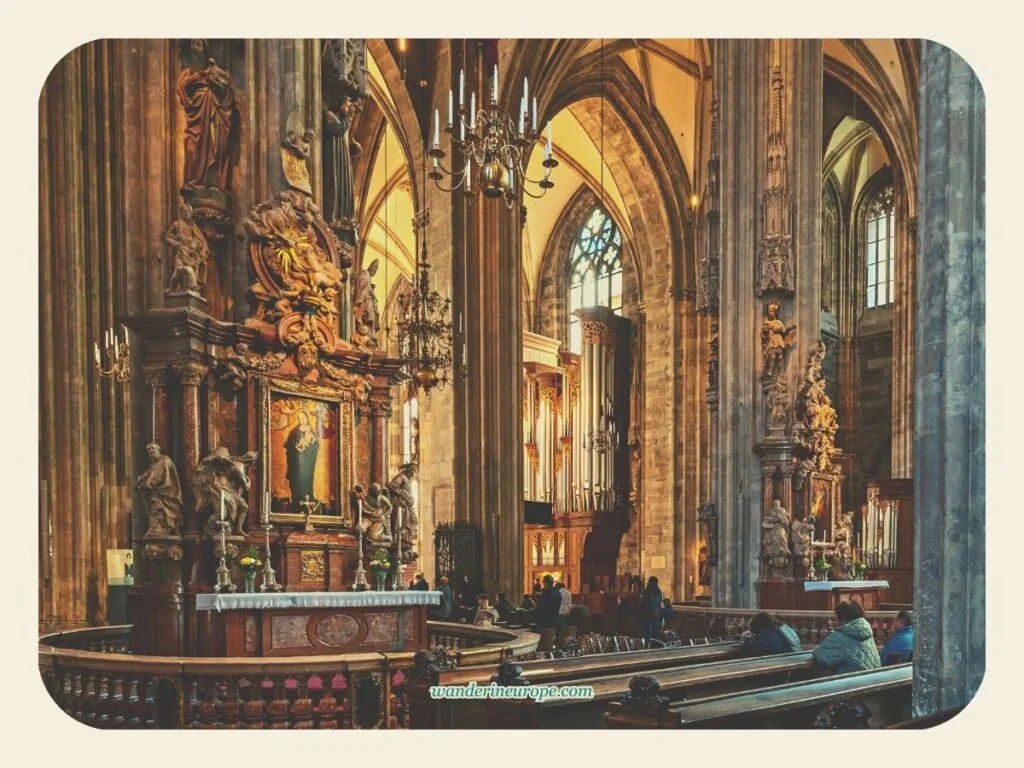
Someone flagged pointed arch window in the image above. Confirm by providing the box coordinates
[568,207,623,353]
[865,184,895,309]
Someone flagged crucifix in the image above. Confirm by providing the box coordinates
[298,494,321,532]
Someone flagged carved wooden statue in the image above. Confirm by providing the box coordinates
[135,443,183,538]
[791,514,816,565]
[163,202,210,296]
[176,39,240,195]
[323,95,360,229]
[351,258,381,348]
[761,302,796,378]
[766,376,790,435]
[762,499,791,559]
[193,447,258,537]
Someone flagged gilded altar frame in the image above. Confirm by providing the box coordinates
[254,374,355,529]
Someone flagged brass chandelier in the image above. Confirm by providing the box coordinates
[428,64,558,207]
[389,208,467,393]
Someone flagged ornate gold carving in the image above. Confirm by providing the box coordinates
[243,190,346,324]
[301,551,326,581]
[281,130,316,195]
[553,448,563,475]
[794,341,841,474]
[233,343,287,374]
[566,367,581,411]
[761,302,796,379]
[581,320,615,348]
[539,386,556,405]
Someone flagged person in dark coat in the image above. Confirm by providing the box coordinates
[430,576,454,620]
[535,575,562,629]
[739,612,802,656]
[411,574,429,591]
[639,576,664,643]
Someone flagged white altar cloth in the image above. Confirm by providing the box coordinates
[803,580,890,592]
[196,590,441,612]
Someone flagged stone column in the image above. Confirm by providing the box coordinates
[144,365,170,448]
[369,399,392,484]
[913,41,985,716]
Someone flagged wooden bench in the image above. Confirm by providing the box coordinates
[605,663,913,729]
[405,641,742,728]
[486,651,822,729]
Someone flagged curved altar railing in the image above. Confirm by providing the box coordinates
[38,622,539,729]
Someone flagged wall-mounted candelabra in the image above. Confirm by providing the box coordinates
[94,325,132,382]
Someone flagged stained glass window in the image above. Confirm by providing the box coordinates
[568,207,623,352]
[865,185,895,309]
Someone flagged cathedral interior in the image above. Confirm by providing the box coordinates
[36,37,985,730]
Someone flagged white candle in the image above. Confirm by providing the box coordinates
[94,343,100,366]
[470,92,476,129]
[358,498,363,528]
[448,91,453,126]
[532,96,537,131]
[459,69,464,106]
[518,97,525,134]
[122,325,129,349]
[492,64,498,101]
[220,488,226,522]
[262,491,269,524]
[523,76,528,106]
[466,164,472,192]
[546,123,552,158]
[433,108,440,148]
[458,313,463,333]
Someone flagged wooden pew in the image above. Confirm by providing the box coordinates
[405,641,742,728]
[486,651,822,729]
[605,664,912,729]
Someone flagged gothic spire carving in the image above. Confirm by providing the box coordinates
[758,40,794,296]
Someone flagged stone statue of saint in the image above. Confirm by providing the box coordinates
[761,302,796,379]
[193,447,258,537]
[762,499,791,558]
[388,463,418,541]
[135,443,183,538]
[163,202,210,295]
[766,377,790,434]
[361,483,392,543]
[791,514,816,561]
[351,258,381,347]
[836,510,854,546]
[176,39,240,194]
[323,95,360,228]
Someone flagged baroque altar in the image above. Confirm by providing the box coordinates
[125,73,421,655]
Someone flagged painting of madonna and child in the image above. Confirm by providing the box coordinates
[267,393,340,517]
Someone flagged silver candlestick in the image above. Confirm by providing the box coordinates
[352,530,368,591]
[259,521,282,592]
[213,519,236,593]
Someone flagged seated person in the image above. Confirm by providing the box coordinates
[535,575,562,628]
[411,573,429,591]
[661,598,676,620]
[494,592,515,623]
[739,612,802,656]
[879,610,914,665]
[812,600,881,674]
[472,594,499,627]
[519,593,537,612]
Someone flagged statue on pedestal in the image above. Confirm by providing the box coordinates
[176,39,240,198]
[360,483,393,543]
[135,443,183,539]
[193,447,258,538]
[351,258,381,348]
[761,302,796,379]
[791,514,816,570]
[762,499,791,579]
[163,202,210,298]
[388,463,418,543]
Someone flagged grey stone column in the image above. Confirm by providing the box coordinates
[913,41,985,716]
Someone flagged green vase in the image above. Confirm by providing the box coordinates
[374,570,387,591]
[243,569,256,593]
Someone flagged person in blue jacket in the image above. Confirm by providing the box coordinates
[739,612,802,656]
[879,610,914,665]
